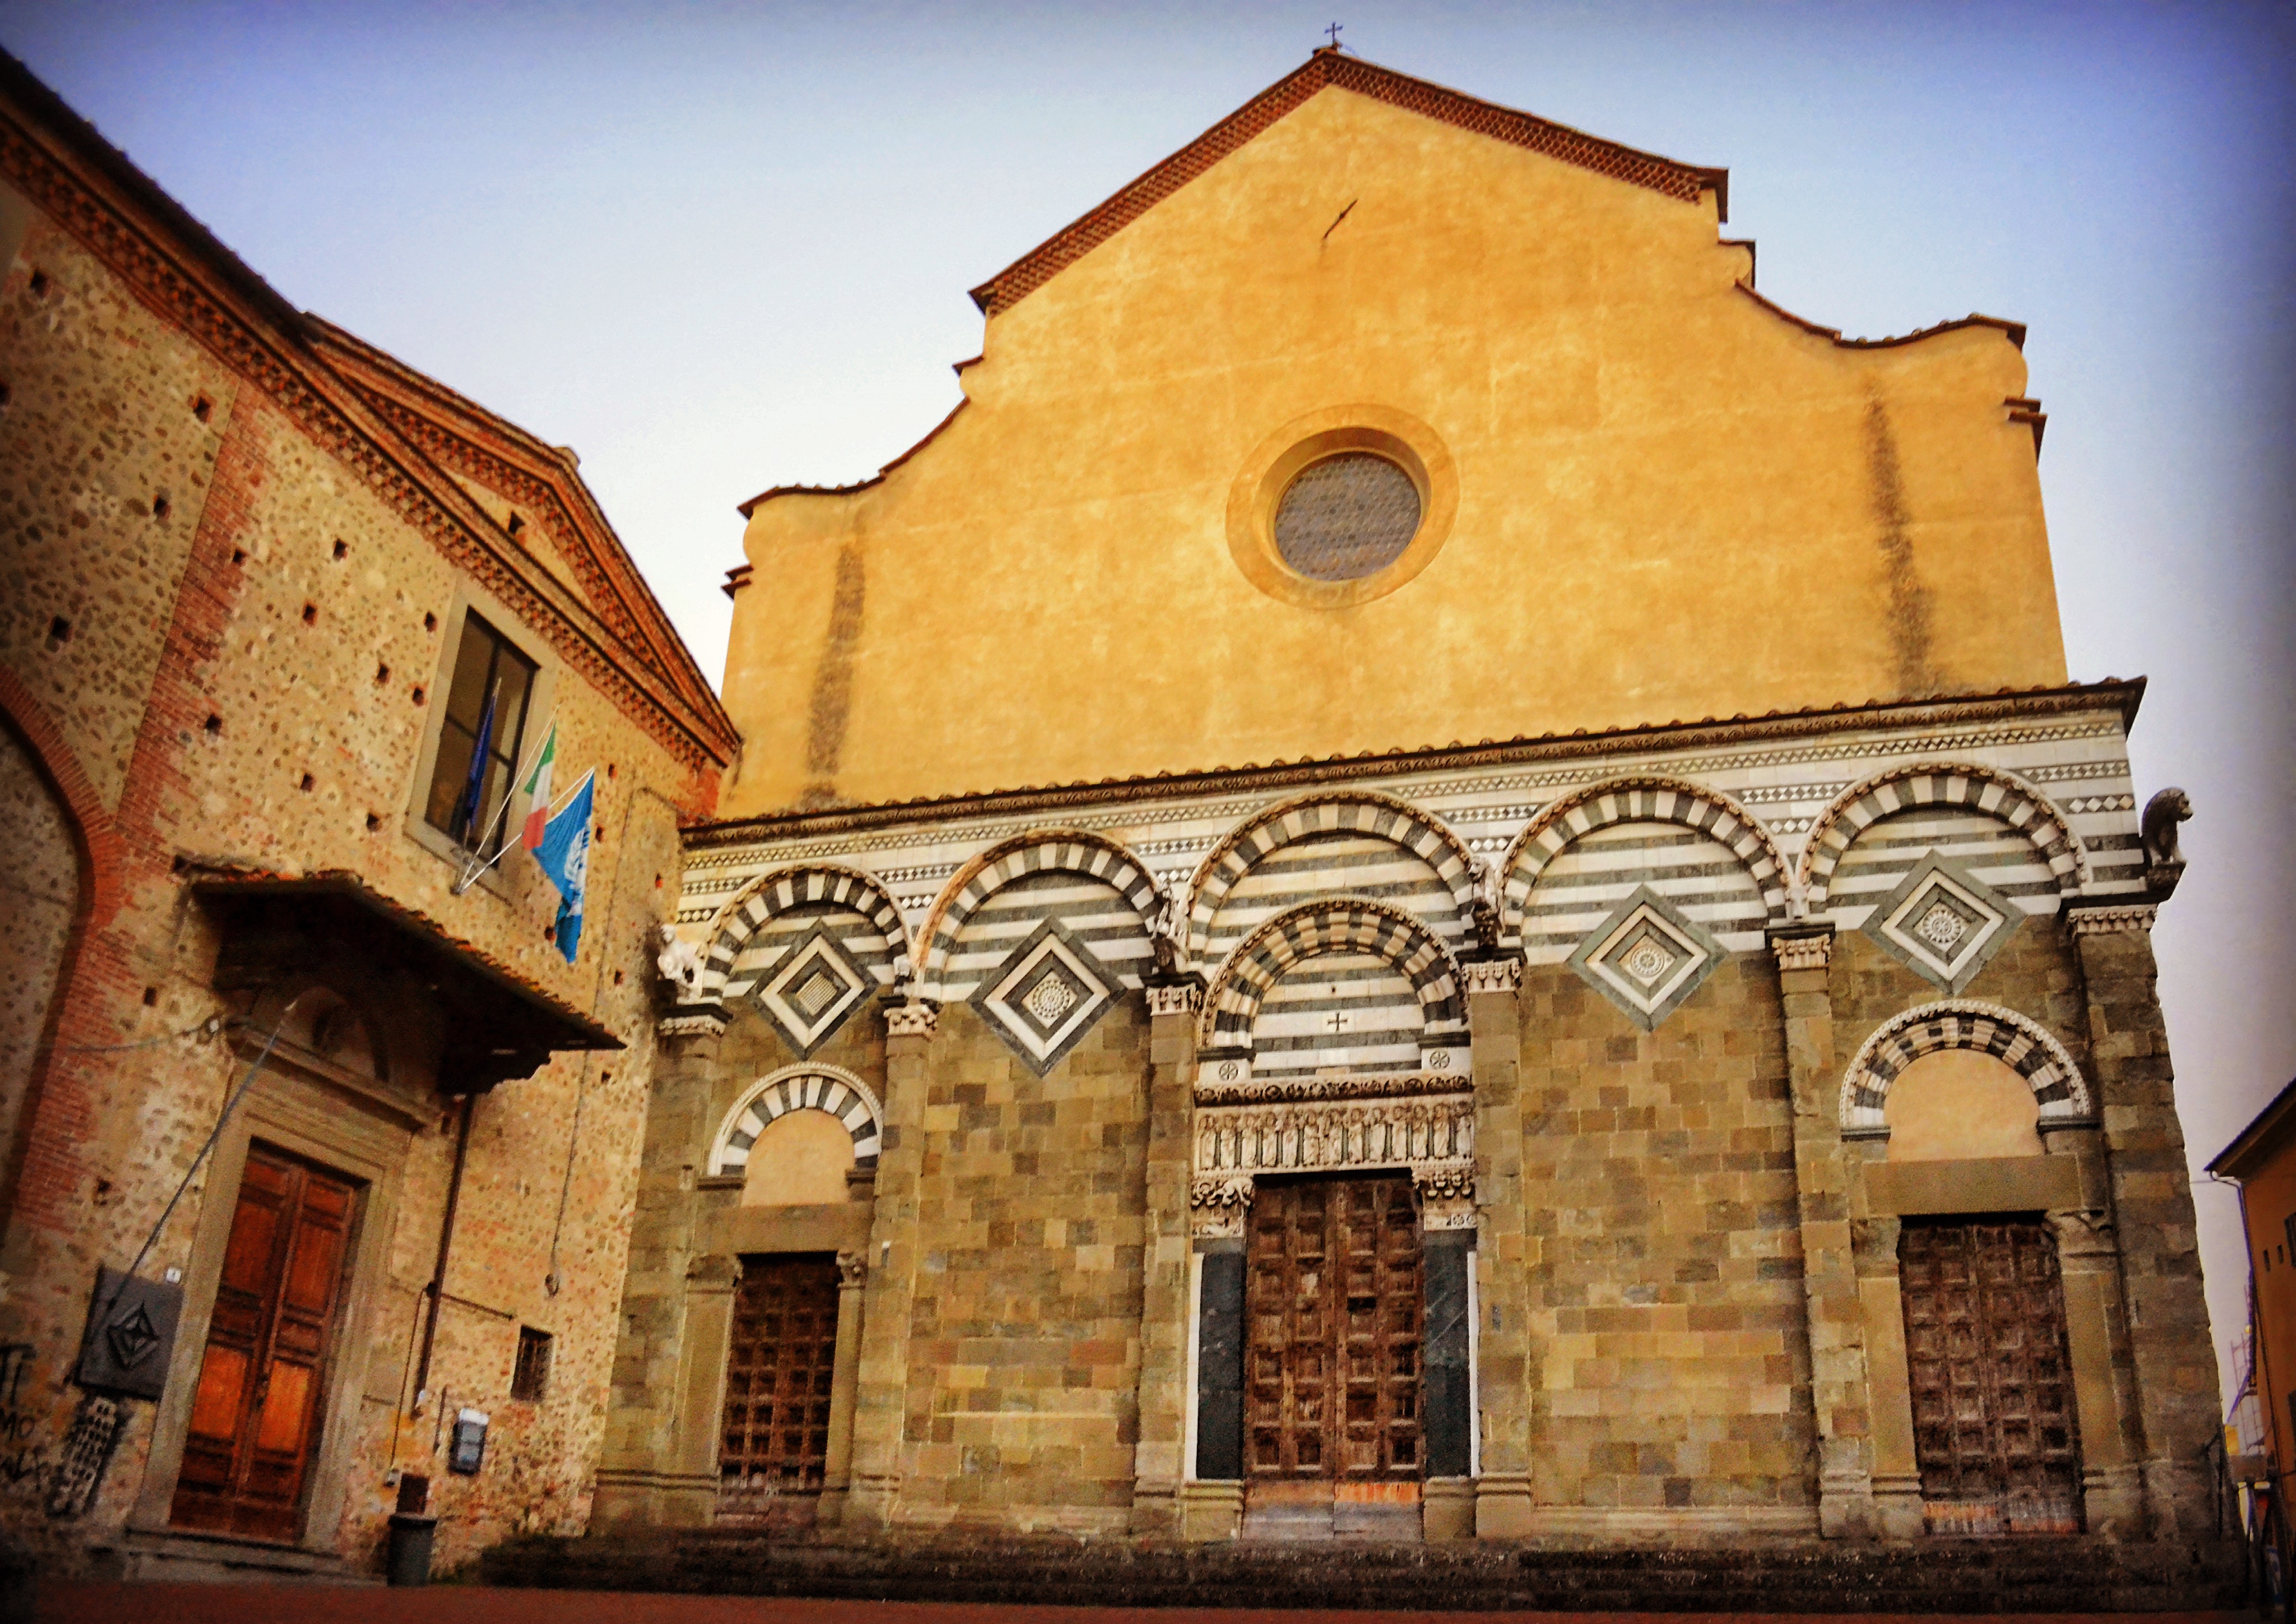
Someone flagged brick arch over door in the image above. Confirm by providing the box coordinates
[1185,790,1479,961]
[695,863,910,1002]
[1200,896,1465,1054]
[1799,762,2087,914]
[917,828,1160,983]
[1499,775,1790,931]
[1836,999,2092,1139]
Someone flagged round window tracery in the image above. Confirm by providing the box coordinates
[1271,452,1423,581]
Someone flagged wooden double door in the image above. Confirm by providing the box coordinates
[172,1145,358,1540]
[716,1253,841,1524]
[1900,1217,2084,1534]
[1244,1176,1424,1486]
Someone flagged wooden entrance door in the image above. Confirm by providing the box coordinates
[716,1253,840,1524]
[171,1145,358,1539]
[1900,1218,2084,1534]
[1245,1176,1423,1488]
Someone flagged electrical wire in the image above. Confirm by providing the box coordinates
[53,1016,223,1053]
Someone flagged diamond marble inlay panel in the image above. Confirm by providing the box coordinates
[1566,885,1725,1031]
[1866,853,2020,994]
[971,917,1123,1076]
[752,923,872,1057]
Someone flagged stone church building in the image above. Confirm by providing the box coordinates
[0,40,2221,1585]
[612,49,2217,1549]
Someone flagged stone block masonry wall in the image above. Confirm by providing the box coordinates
[0,178,719,1576]
[601,998,891,1488]
[1516,955,1817,1521]
[899,1000,1150,1532]
[2071,920,2218,1532]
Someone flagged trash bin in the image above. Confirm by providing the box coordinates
[387,1512,437,1586]
[387,1473,435,1586]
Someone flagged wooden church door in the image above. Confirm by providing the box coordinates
[1243,1175,1423,1536]
[1899,1217,2085,1534]
[171,1145,358,1539]
[716,1253,841,1524]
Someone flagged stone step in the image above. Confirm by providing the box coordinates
[480,1525,2251,1613]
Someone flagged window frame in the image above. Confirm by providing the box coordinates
[402,589,557,897]
[512,1325,553,1403]
[423,611,538,859]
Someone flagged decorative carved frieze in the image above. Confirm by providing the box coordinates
[1460,957,1523,997]
[884,999,939,1038]
[659,1006,730,1040]
[1195,1093,1474,1182]
[1193,1070,1467,1107]
[2065,904,2158,937]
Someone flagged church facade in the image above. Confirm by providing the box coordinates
[606,51,2219,1548]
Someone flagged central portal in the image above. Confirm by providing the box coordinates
[1243,1174,1423,1538]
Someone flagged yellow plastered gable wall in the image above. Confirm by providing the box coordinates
[721,76,2064,816]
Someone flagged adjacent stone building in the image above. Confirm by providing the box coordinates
[0,53,737,1578]
[615,50,2220,1550]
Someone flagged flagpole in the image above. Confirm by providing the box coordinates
[450,716,558,895]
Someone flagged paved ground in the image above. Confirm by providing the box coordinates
[28,1586,2266,1624]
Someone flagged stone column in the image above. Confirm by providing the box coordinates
[592,1007,728,1528]
[2067,901,2218,1534]
[1131,976,1203,1536]
[2043,1123,2146,1535]
[1463,956,1534,1539]
[843,997,936,1529]
[1770,927,1894,1538]
[817,1247,870,1524]
[660,1251,740,1524]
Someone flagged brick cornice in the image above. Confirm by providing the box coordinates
[0,54,733,779]
[308,320,735,756]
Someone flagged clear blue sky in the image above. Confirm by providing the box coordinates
[5,1,2291,1385]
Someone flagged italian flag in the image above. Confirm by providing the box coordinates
[519,721,558,850]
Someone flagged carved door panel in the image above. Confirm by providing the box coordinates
[716,1253,840,1524]
[172,1145,358,1540]
[1900,1218,2084,1534]
[1244,1176,1423,1484]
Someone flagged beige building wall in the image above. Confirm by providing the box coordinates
[722,81,2061,816]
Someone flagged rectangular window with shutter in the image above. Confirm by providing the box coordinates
[423,612,535,857]
[512,1326,552,1402]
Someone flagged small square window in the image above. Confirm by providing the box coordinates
[424,612,537,858]
[512,1326,552,1402]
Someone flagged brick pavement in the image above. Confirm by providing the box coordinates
[29,1583,2259,1624]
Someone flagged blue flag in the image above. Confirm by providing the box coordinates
[534,769,595,964]
[452,683,498,845]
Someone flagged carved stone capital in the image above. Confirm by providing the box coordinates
[884,999,939,1038]
[684,1252,741,1289]
[659,1004,730,1040]
[1189,1174,1255,1210]
[1189,1174,1253,1239]
[2064,903,2157,937]
[1146,977,1206,1018]
[1768,926,1836,973]
[836,1248,869,1289]
[1413,1162,1478,1230]
[1460,957,1522,997]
